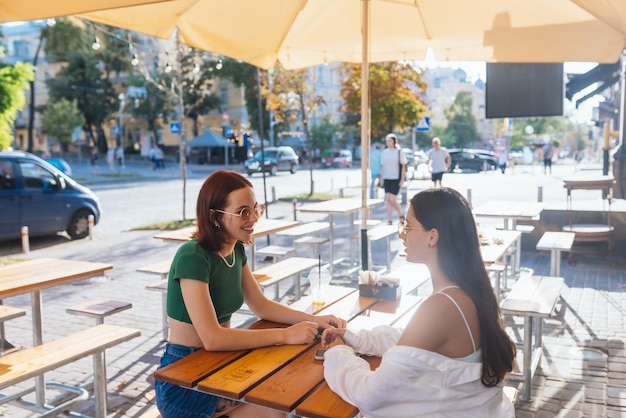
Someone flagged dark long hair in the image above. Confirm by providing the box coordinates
[192,170,252,253]
[410,188,516,386]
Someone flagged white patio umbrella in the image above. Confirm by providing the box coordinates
[9,0,625,269]
[0,0,173,23]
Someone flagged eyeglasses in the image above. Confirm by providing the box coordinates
[398,219,424,235]
[213,203,265,222]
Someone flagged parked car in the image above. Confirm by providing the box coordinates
[413,150,429,165]
[401,148,416,168]
[448,148,497,172]
[0,151,101,240]
[244,146,299,176]
[44,157,72,176]
[322,149,352,168]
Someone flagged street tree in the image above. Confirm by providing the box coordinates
[0,62,34,150]
[41,98,85,153]
[219,58,268,139]
[339,62,428,139]
[443,91,479,148]
[127,73,174,144]
[46,53,118,149]
[310,116,340,155]
[180,50,222,137]
[0,28,35,150]
[265,63,325,196]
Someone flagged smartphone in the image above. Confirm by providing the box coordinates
[314,348,327,360]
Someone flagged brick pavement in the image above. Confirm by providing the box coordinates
[0,195,625,417]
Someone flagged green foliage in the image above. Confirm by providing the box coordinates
[127,73,174,141]
[310,116,339,152]
[219,58,268,137]
[46,53,118,144]
[180,50,222,137]
[41,98,85,150]
[443,91,479,148]
[0,62,34,149]
[42,18,90,62]
[339,62,428,138]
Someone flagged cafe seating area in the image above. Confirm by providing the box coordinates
[0,185,623,417]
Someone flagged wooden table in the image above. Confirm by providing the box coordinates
[473,200,544,231]
[297,198,384,275]
[154,290,422,418]
[479,229,522,299]
[0,257,113,407]
[474,200,541,274]
[154,218,299,270]
[500,275,563,401]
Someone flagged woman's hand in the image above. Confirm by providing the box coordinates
[321,327,347,348]
[282,321,319,345]
[314,315,347,331]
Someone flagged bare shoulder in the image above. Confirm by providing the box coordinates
[398,293,460,351]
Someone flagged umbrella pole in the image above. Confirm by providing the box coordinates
[256,67,271,246]
[360,0,371,271]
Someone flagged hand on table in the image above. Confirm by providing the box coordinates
[284,321,319,345]
[321,327,347,348]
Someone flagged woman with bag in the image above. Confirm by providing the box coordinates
[380,133,407,225]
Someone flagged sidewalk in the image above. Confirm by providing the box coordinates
[0,195,625,417]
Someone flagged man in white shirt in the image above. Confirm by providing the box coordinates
[427,137,450,188]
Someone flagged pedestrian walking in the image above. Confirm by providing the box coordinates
[496,146,508,174]
[380,133,407,225]
[369,143,382,199]
[90,146,99,174]
[106,148,115,171]
[542,141,554,174]
[427,137,451,188]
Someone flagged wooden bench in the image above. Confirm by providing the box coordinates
[0,324,140,418]
[137,260,172,280]
[67,299,133,325]
[536,231,575,277]
[252,257,319,301]
[255,245,296,262]
[366,224,399,272]
[146,280,169,341]
[0,304,26,355]
[276,221,330,257]
[500,275,563,402]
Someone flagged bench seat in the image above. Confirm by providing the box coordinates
[0,324,140,418]
[137,260,172,279]
[500,275,563,402]
[146,280,168,340]
[536,231,575,277]
[252,257,320,301]
[366,224,399,272]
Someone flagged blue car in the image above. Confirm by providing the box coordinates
[44,158,73,176]
[0,151,101,240]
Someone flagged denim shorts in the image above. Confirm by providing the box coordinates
[155,343,221,418]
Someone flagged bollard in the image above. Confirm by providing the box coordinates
[21,226,30,253]
[401,186,408,206]
[339,188,344,198]
[537,186,543,202]
[292,199,298,221]
[88,214,94,240]
[271,186,276,203]
[466,188,472,206]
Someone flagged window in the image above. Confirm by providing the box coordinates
[0,160,15,190]
[18,161,55,189]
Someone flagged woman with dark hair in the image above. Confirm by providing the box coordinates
[155,170,346,418]
[321,187,516,417]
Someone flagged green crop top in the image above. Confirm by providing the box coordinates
[166,239,247,324]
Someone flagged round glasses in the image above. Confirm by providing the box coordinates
[213,203,265,222]
[398,219,424,235]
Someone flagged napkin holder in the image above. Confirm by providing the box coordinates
[359,283,401,301]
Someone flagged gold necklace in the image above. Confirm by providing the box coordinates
[217,250,235,268]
